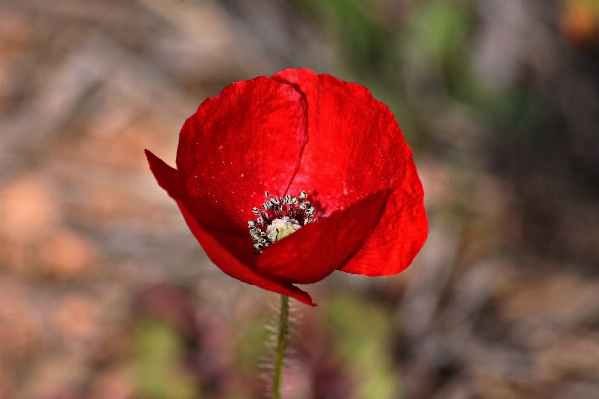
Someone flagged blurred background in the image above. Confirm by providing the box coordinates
[2,0,599,398]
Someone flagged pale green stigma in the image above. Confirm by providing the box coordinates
[266,217,301,242]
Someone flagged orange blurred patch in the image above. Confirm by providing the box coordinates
[91,369,134,399]
[562,3,599,48]
[40,229,97,278]
[55,295,99,342]
[0,176,59,242]
[0,176,60,274]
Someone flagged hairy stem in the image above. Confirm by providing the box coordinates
[271,295,289,399]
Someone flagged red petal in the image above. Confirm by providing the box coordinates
[273,68,428,276]
[255,190,390,284]
[339,159,428,275]
[145,149,181,199]
[176,76,307,237]
[272,69,410,213]
[145,149,315,305]
[175,197,315,306]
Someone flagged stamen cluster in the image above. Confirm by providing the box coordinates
[248,191,317,254]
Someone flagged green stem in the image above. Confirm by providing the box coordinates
[271,295,289,399]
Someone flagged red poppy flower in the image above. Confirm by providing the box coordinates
[145,68,428,306]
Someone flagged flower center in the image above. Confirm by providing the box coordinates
[248,191,316,254]
[266,217,301,242]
